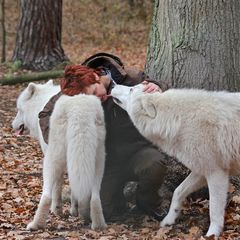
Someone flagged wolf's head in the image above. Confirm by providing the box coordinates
[111,84,145,110]
[12,80,59,139]
[111,83,159,121]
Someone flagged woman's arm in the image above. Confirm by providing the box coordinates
[124,67,169,92]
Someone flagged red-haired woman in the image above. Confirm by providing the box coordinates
[39,53,169,221]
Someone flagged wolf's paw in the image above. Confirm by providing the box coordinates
[160,215,175,227]
[50,204,62,216]
[51,206,62,216]
[91,221,107,231]
[206,224,222,237]
[70,205,78,217]
[27,221,45,231]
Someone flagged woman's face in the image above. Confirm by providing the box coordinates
[85,82,108,102]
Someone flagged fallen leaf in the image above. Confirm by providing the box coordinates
[155,226,172,239]
[0,182,7,190]
[232,195,240,204]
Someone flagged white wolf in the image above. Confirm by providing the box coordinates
[12,81,107,230]
[111,84,240,237]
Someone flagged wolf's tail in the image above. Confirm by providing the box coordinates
[66,105,99,203]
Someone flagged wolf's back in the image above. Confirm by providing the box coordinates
[55,94,105,201]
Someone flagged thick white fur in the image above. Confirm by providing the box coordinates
[111,84,240,237]
[27,94,107,230]
[12,80,60,154]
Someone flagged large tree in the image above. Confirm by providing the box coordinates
[12,0,68,71]
[146,0,240,91]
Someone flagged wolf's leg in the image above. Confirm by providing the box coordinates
[78,196,90,220]
[51,177,64,215]
[26,194,51,231]
[90,141,107,230]
[205,169,228,237]
[161,172,206,227]
[70,192,78,217]
[27,146,66,230]
[27,153,53,230]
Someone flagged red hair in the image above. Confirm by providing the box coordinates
[60,65,101,96]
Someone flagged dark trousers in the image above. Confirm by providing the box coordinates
[100,147,167,219]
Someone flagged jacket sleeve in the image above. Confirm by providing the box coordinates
[124,67,169,91]
[38,92,62,144]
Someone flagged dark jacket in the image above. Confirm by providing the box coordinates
[38,53,168,163]
[38,92,62,144]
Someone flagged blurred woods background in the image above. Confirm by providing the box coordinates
[0,0,153,69]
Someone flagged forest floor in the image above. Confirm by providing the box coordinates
[1,1,240,239]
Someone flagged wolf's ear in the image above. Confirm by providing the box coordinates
[141,97,156,119]
[46,79,53,86]
[26,82,37,99]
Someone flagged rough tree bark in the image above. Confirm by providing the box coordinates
[12,0,69,71]
[145,0,240,201]
[146,0,240,91]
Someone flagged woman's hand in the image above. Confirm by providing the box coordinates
[142,81,162,93]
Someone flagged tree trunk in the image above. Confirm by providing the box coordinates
[12,0,69,71]
[0,70,64,85]
[146,0,240,91]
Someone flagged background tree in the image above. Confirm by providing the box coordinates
[146,0,240,91]
[12,0,68,71]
